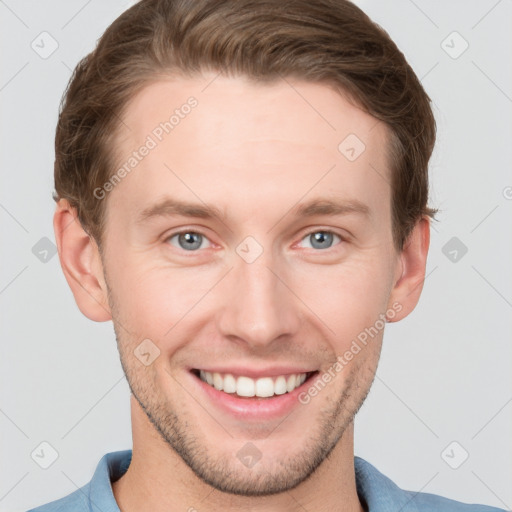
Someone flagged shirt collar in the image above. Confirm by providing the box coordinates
[88,449,131,512]
[91,450,418,512]
[355,456,420,512]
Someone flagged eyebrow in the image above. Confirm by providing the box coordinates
[135,196,371,225]
[135,198,225,224]
[295,198,370,218]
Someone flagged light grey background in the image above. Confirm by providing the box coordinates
[1,1,511,510]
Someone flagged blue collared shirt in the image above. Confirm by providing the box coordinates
[27,450,506,511]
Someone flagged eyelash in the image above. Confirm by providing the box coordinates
[164,228,346,253]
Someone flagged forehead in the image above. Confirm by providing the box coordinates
[119,73,386,151]
[109,73,391,227]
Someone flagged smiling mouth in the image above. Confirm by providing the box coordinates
[190,369,318,399]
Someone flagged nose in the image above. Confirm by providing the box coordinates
[216,249,302,350]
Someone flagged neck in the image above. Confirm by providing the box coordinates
[112,396,364,512]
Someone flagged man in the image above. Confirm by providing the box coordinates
[29,0,506,510]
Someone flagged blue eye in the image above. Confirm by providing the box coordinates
[299,231,342,250]
[167,231,211,251]
[166,229,343,253]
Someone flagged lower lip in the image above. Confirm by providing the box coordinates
[189,370,319,421]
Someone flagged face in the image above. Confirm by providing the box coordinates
[99,73,401,496]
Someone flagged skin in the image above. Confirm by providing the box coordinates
[54,72,430,512]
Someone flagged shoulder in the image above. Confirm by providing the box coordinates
[400,487,507,511]
[26,450,132,512]
[354,456,507,512]
[26,485,91,512]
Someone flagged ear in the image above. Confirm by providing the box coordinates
[386,216,430,322]
[53,199,112,322]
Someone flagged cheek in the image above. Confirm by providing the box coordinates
[108,261,218,338]
[292,258,392,342]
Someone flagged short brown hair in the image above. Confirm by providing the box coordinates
[54,0,437,251]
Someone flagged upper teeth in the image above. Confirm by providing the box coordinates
[199,370,308,398]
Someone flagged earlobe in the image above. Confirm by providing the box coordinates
[53,199,112,322]
[386,217,430,322]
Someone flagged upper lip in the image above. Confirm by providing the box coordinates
[190,366,317,379]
